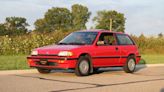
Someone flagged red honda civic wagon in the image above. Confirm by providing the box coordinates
[27,30,141,76]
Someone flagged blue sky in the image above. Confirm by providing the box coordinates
[0,0,164,36]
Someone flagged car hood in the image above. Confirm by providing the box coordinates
[36,45,82,55]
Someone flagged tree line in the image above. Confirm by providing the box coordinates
[0,4,126,36]
[0,4,163,55]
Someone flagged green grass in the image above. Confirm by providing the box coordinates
[0,55,29,70]
[139,54,164,64]
[0,54,164,70]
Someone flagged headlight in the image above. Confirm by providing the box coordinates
[58,51,73,56]
[31,50,38,55]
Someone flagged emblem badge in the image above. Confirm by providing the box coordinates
[46,52,49,54]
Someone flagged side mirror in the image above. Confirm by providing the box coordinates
[96,41,105,46]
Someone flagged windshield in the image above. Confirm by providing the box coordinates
[58,32,98,45]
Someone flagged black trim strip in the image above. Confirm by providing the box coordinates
[92,56,120,59]
[27,57,78,60]
[32,54,58,56]
[92,56,128,59]
[28,55,134,60]
[121,56,128,58]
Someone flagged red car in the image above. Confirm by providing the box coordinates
[27,30,141,76]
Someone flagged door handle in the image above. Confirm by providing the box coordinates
[115,47,119,51]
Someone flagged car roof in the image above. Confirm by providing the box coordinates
[76,29,125,34]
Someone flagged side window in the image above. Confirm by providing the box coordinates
[98,33,117,45]
[116,34,134,45]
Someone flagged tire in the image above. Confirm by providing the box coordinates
[123,56,136,73]
[37,68,51,74]
[75,56,90,76]
[93,68,99,73]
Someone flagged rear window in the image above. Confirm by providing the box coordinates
[116,34,134,45]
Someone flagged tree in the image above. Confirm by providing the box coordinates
[0,24,7,36]
[93,10,126,32]
[158,33,163,38]
[71,4,91,30]
[4,17,29,35]
[34,19,47,33]
[35,7,72,32]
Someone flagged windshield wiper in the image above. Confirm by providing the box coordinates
[68,42,86,45]
[58,42,86,45]
[57,42,68,45]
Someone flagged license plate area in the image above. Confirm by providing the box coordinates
[35,59,57,66]
[40,60,48,65]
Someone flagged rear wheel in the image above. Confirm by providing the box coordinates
[37,68,51,74]
[75,56,90,76]
[93,68,99,73]
[123,56,136,73]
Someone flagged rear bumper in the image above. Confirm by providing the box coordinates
[136,55,141,64]
[27,56,77,69]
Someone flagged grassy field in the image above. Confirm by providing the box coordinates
[0,54,164,70]
[139,54,164,64]
[0,55,29,70]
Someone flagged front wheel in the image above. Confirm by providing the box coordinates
[37,68,51,74]
[75,56,90,76]
[123,56,136,73]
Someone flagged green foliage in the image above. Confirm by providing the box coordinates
[93,10,125,32]
[158,32,163,38]
[4,17,29,35]
[0,31,71,55]
[35,7,72,32]
[72,4,91,30]
[0,55,29,70]
[34,19,47,33]
[0,24,7,36]
[45,7,72,31]
[34,4,91,33]
[131,34,164,54]
[139,54,164,64]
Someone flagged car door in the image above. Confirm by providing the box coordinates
[93,32,121,67]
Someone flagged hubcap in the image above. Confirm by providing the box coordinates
[128,59,135,71]
[79,60,89,74]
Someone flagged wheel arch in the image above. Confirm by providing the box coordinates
[128,53,136,62]
[128,53,136,57]
[78,53,93,73]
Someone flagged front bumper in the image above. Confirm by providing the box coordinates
[27,56,77,69]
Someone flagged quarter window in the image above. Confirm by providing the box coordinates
[116,34,134,45]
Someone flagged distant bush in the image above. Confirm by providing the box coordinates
[131,35,164,54]
[0,30,71,55]
[0,31,164,55]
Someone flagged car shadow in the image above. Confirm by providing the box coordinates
[135,58,147,72]
[93,65,147,75]
[51,69,74,73]
[50,64,147,75]
[49,58,147,75]
[161,88,164,92]
[50,58,147,75]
